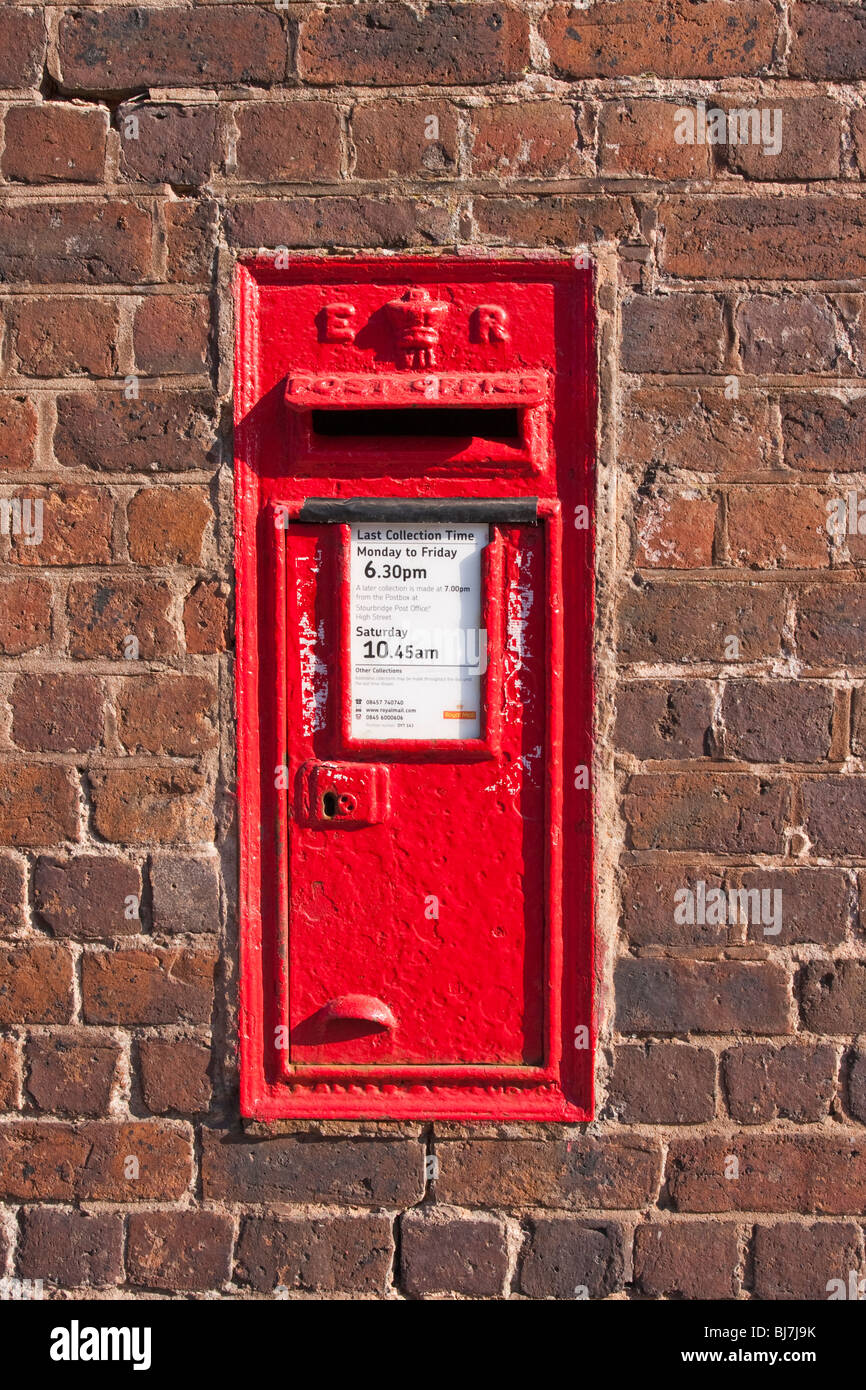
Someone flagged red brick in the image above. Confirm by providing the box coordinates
[621,865,728,947]
[184,581,228,655]
[599,100,710,178]
[721,98,842,181]
[55,392,217,474]
[608,1043,716,1123]
[737,297,841,375]
[801,961,866,1034]
[0,1038,20,1110]
[2,105,107,185]
[753,1222,864,1300]
[127,487,212,565]
[634,492,716,569]
[88,766,212,845]
[11,674,103,753]
[0,852,26,937]
[721,680,834,762]
[738,868,848,947]
[236,1215,393,1295]
[81,947,216,1026]
[0,397,38,472]
[127,1211,233,1292]
[518,1219,624,1299]
[848,1050,866,1123]
[782,394,866,474]
[352,99,458,180]
[67,578,176,661]
[139,1039,212,1115]
[234,102,341,183]
[8,486,113,568]
[789,2,866,81]
[225,197,452,251]
[619,580,786,664]
[0,577,51,655]
[150,854,220,936]
[542,1,776,78]
[797,585,866,667]
[10,297,117,379]
[616,958,791,1035]
[299,3,529,85]
[614,681,713,760]
[34,854,141,941]
[624,772,789,852]
[622,295,726,374]
[57,6,287,93]
[0,203,153,286]
[634,1223,740,1299]
[723,1043,837,1124]
[165,200,217,285]
[401,1210,508,1297]
[854,111,866,180]
[0,944,74,1024]
[804,778,866,857]
[133,296,210,376]
[435,1137,662,1209]
[17,1209,124,1288]
[474,195,637,247]
[667,1134,866,1213]
[0,10,46,90]
[118,103,219,188]
[0,1120,192,1201]
[621,388,778,477]
[116,674,217,757]
[660,197,866,281]
[470,102,582,178]
[0,766,78,847]
[25,1034,121,1116]
[203,1129,425,1206]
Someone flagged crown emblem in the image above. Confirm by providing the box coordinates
[384,288,449,369]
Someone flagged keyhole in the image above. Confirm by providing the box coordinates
[322,791,338,818]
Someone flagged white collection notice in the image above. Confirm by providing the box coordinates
[349,521,488,740]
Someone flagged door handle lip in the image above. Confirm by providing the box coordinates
[322,994,397,1029]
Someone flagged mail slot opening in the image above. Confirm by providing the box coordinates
[310,407,521,442]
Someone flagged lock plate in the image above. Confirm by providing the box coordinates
[296,760,390,829]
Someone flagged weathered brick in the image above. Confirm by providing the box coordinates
[849,1050,866,1124]
[225,197,452,251]
[608,1043,716,1123]
[633,1222,740,1299]
[621,388,777,477]
[739,868,848,946]
[599,100,710,178]
[203,1130,425,1206]
[474,195,637,247]
[470,102,582,178]
[0,203,153,285]
[801,961,866,1034]
[118,103,218,188]
[55,392,217,474]
[299,3,529,85]
[634,492,716,569]
[0,853,27,936]
[721,680,834,762]
[67,578,176,661]
[127,1211,233,1292]
[183,581,228,655]
[352,99,458,179]
[518,1218,624,1300]
[116,674,217,757]
[165,200,216,285]
[667,1134,866,1213]
[401,1209,508,1297]
[624,772,788,852]
[26,1034,121,1116]
[9,486,113,568]
[542,1,776,79]
[127,487,212,565]
[236,1215,393,1295]
[660,197,866,281]
[88,767,212,845]
[737,297,841,375]
[804,778,866,857]
[753,1222,864,1300]
[721,98,842,181]
[0,10,46,91]
[0,1120,192,1201]
[622,295,725,374]
[234,102,341,183]
[619,580,785,664]
[34,854,141,941]
[614,681,713,759]
[0,1038,20,1110]
[621,865,728,947]
[57,6,287,92]
[789,2,866,82]
[0,397,38,472]
[723,1043,837,1124]
[150,854,220,936]
[81,948,216,1025]
[0,945,74,1025]
[10,297,117,378]
[0,577,51,655]
[782,394,866,474]
[616,958,791,1035]
[17,1209,124,1288]
[133,296,210,376]
[11,675,103,753]
[3,104,107,185]
[0,766,78,847]
[797,585,866,667]
[139,1039,212,1114]
[435,1138,662,1209]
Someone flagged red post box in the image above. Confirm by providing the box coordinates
[235,257,595,1121]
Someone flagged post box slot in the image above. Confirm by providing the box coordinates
[310,407,522,443]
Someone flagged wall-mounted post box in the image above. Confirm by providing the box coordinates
[235,258,595,1121]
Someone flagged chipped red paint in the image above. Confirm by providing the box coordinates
[234,257,595,1121]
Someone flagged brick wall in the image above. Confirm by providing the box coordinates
[1,0,865,1301]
